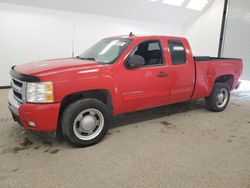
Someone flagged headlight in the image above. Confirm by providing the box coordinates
[26,82,54,103]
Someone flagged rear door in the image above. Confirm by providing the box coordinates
[167,39,195,103]
[117,39,171,113]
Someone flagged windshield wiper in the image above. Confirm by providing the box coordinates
[76,56,96,61]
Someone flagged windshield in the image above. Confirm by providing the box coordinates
[77,38,131,64]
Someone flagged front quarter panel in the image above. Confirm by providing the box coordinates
[38,66,119,113]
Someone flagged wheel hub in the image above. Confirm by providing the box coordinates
[73,108,105,141]
[80,115,96,131]
[217,93,224,104]
[216,88,229,108]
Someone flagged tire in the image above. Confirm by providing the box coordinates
[61,99,111,147]
[206,82,230,112]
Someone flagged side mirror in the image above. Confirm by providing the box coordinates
[126,55,145,69]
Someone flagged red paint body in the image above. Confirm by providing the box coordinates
[13,36,243,132]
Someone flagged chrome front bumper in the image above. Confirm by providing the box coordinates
[8,89,21,116]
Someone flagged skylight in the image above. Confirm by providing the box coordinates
[186,0,208,11]
[162,0,185,6]
[148,0,209,11]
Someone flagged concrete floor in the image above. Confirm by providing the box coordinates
[0,89,250,188]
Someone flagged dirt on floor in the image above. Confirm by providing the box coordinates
[0,89,250,188]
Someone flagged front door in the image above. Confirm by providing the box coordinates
[116,39,170,114]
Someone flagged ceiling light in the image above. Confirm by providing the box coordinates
[187,0,208,11]
[162,0,185,6]
[148,0,157,2]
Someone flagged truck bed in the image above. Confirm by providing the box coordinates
[192,57,243,100]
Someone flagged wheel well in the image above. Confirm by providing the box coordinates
[214,75,234,89]
[60,90,113,113]
[57,90,113,132]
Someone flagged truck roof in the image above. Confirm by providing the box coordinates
[109,35,187,41]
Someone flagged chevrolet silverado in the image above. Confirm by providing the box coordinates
[8,35,243,147]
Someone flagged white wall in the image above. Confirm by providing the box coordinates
[0,1,224,86]
[0,3,181,86]
[183,0,224,56]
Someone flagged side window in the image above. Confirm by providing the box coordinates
[168,40,186,65]
[130,46,138,56]
[148,42,160,51]
[129,40,164,66]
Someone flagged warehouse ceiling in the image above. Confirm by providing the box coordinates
[0,0,214,26]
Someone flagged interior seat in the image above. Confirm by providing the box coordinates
[147,50,162,65]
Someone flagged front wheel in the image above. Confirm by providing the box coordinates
[206,82,230,112]
[61,99,111,147]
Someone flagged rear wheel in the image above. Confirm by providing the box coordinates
[206,82,230,112]
[61,99,111,147]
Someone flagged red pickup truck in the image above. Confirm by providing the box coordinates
[8,35,243,147]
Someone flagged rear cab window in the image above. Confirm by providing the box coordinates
[168,40,186,65]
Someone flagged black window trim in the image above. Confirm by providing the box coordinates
[125,39,166,69]
[168,39,187,65]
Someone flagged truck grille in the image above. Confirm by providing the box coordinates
[11,78,26,103]
[12,79,23,88]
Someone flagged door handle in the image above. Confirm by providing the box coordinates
[157,72,168,77]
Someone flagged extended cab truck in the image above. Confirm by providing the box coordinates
[8,35,243,147]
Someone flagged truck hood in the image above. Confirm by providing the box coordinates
[14,58,104,76]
